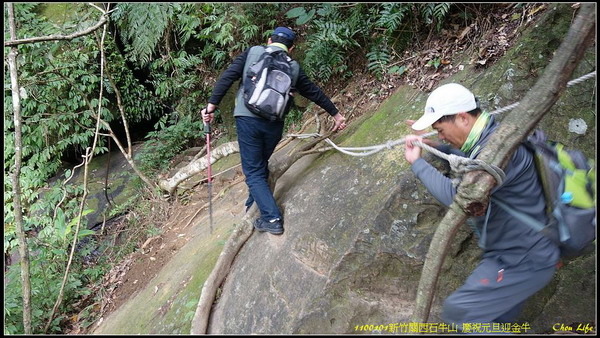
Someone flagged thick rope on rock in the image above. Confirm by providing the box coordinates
[284,71,596,158]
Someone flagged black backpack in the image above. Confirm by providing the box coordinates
[243,47,294,121]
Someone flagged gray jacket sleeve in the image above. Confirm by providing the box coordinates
[411,158,456,206]
[410,145,538,207]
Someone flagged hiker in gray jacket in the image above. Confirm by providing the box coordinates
[404,83,559,332]
[202,27,346,235]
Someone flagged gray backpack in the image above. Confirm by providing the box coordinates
[242,47,294,121]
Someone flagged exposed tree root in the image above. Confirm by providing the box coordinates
[159,141,240,194]
[190,208,257,334]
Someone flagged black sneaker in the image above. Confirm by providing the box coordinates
[254,218,284,235]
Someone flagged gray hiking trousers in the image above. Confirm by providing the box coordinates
[442,256,556,333]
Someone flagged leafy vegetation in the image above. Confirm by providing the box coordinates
[137,114,205,175]
[291,3,454,82]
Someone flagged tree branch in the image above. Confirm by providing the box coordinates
[4,14,108,47]
[158,142,240,194]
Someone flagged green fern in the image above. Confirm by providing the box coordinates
[174,4,202,46]
[376,3,410,32]
[420,3,451,31]
[433,3,451,23]
[366,47,391,79]
[112,3,175,66]
[304,42,347,81]
[302,4,371,82]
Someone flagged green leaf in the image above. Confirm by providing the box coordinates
[388,65,406,75]
[65,209,95,237]
[285,7,306,18]
[77,229,96,238]
[56,208,67,239]
[296,9,316,25]
[52,249,66,256]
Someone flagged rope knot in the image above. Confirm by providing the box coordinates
[413,141,506,187]
[447,154,506,186]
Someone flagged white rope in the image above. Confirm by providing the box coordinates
[413,140,506,185]
[488,71,596,116]
[567,70,596,86]
[286,71,596,157]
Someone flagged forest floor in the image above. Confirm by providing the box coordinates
[67,3,551,334]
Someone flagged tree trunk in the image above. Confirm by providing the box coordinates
[411,3,596,324]
[159,141,240,194]
[6,3,32,334]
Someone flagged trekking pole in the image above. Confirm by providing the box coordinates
[204,113,214,234]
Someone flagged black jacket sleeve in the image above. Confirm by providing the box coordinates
[208,48,250,105]
[295,68,339,116]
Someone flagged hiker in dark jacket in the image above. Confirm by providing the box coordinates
[201,26,346,235]
[404,83,559,332]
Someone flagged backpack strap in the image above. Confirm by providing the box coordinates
[492,195,565,244]
[244,46,267,76]
[267,46,300,87]
[492,197,546,232]
[477,201,493,250]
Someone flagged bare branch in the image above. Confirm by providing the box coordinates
[87,2,106,13]
[159,142,240,194]
[4,15,108,47]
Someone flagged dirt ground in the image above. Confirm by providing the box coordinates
[66,167,245,334]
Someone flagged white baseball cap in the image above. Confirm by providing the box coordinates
[411,83,478,131]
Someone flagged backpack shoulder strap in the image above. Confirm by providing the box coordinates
[492,195,563,244]
[287,60,299,87]
[492,196,547,232]
[262,46,299,86]
[243,45,268,75]
[246,45,267,60]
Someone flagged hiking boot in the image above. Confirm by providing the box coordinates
[254,218,284,235]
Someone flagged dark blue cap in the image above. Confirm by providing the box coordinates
[273,27,296,41]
